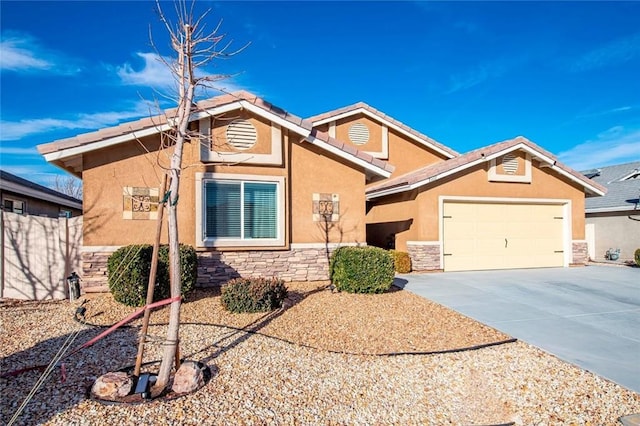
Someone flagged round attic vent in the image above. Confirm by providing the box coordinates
[348,122,370,145]
[502,154,519,175]
[226,119,257,150]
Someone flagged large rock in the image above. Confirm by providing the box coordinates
[91,371,133,400]
[172,361,205,394]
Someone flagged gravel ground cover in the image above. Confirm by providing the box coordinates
[1,281,638,425]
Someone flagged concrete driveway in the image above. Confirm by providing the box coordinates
[397,266,640,393]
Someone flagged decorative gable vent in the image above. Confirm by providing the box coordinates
[348,122,370,145]
[502,154,518,175]
[226,119,258,150]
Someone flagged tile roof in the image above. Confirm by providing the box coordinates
[307,102,459,159]
[0,170,82,207]
[366,136,607,198]
[37,91,394,176]
[582,161,640,212]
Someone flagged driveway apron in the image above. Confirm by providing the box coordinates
[398,266,640,393]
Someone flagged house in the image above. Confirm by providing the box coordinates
[582,161,640,263]
[37,91,605,291]
[0,170,82,218]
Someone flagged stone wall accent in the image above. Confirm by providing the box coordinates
[81,246,336,290]
[406,242,441,271]
[81,251,113,290]
[198,247,334,286]
[572,240,588,265]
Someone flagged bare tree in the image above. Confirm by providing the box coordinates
[53,175,82,199]
[150,0,244,394]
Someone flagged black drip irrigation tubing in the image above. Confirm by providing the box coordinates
[73,308,518,358]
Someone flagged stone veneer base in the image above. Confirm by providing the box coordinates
[81,247,338,290]
[406,242,441,271]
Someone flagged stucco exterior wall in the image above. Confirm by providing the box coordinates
[367,158,587,253]
[586,212,640,262]
[385,129,448,178]
[290,137,366,244]
[80,111,371,287]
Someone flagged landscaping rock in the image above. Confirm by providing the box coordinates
[171,361,205,394]
[91,371,133,400]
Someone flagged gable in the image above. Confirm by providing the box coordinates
[366,137,607,199]
[37,91,393,179]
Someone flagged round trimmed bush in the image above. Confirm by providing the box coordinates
[635,248,640,266]
[221,277,287,313]
[330,246,394,294]
[107,244,197,307]
[390,250,412,273]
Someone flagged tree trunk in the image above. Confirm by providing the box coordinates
[152,23,195,395]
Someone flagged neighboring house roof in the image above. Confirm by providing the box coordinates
[0,170,82,210]
[582,161,640,213]
[366,136,607,199]
[37,91,394,178]
[308,102,459,160]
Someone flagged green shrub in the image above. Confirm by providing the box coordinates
[221,277,287,313]
[107,244,198,307]
[329,246,394,294]
[390,250,412,273]
[635,248,640,266]
[158,244,198,296]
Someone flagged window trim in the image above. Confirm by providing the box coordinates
[3,197,25,215]
[195,172,285,248]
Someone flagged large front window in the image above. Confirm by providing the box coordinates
[196,173,284,247]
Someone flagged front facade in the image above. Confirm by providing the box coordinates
[583,162,640,263]
[366,139,605,272]
[38,91,604,290]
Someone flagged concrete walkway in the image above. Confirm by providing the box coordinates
[397,266,640,393]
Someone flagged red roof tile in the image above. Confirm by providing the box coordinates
[37,91,394,176]
[307,102,459,158]
[366,136,606,196]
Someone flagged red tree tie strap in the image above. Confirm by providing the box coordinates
[1,296,182,379]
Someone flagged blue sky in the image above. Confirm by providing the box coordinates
[1,1,639,188]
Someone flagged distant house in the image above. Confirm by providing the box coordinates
[36,91,605,291]
[0,170,82,218]
[582,161,640,262]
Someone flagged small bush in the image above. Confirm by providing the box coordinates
[221,277,287,313]
[635,248,640,266]
[108,244,198,307]
[390,250,412,273]
[330,246,394,294]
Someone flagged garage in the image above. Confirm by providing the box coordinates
[442,200,566,271]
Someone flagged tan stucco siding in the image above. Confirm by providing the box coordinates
[210,111,273,154]
[82,121,290,249]
[385,129,448,178]
[367,161,587,251]
[290,138,366,244]
[82,135,171,246]
[335,114,384,154]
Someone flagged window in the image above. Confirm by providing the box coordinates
[196,173,284,247]
[3,199,24,214]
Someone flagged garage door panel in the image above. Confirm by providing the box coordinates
[443,201,565,272]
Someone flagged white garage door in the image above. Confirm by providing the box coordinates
[442,201,565,272]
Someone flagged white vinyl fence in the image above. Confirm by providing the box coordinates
[1,211,82,300]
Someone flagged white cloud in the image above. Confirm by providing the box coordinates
[0,101,153,141]
[571,32,640,72]
[0,33,79,74]
[117,52,176,88]
[558,126,640,171]
[115,51,244,96]
[445,55,527,94]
